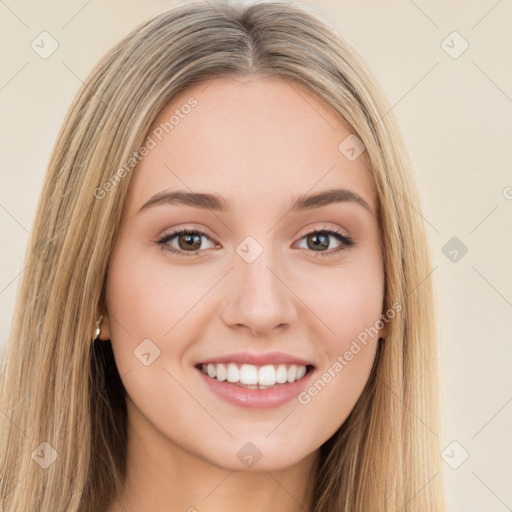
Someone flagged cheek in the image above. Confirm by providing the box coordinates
[104,245,221,382]
[296,278,382,440]
[291,255,383,432]
[105,246,211,339]
[103,249,206,420]
[295,342,377,446]
[301,254,384,345]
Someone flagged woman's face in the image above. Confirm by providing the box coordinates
[102,75,386,471]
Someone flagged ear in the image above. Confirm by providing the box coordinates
[98,311,112,340]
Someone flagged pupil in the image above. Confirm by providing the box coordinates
[181,233,201,250]
[309,233,328,250]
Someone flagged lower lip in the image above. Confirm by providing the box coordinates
[196,367,315,409]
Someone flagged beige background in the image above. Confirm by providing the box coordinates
[1,1,511,510]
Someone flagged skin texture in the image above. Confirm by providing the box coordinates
[101,75,387,512]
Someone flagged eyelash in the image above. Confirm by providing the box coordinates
[156,226,354,258]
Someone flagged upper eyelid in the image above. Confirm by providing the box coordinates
[159,224,351,241]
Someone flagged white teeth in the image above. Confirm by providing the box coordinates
[258,365,276,386]
[240,364,258,385]
[207,363,216,378]
[216,363,227,381]
[226,363,239,383]
[200,362,309,386]
[275,365,288,384]
[287,364,297,383]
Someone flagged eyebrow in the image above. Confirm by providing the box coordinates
[137,188,373,214]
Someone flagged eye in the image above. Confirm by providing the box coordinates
[294,227,354,257]
[156,226,354,257]
[156,228,216,257]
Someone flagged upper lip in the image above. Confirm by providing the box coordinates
[197,351,315,367]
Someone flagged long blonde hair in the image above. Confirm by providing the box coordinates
[0,1,445,510]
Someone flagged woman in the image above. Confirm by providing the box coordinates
[0,1,446,510]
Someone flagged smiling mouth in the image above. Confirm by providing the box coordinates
[197,362,314,389]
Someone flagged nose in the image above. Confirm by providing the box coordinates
[219,249,298,336]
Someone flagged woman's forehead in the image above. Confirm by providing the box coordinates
[127,76,377,216]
